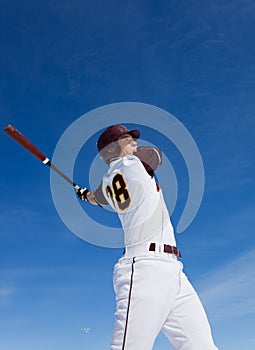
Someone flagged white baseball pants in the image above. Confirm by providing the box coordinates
[111,251,218,350]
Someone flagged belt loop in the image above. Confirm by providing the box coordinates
[148,242,182,258]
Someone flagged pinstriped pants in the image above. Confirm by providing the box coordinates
[111,253,218,350]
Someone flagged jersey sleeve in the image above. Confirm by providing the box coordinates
[134,146,162,176]
[93,181,109,206]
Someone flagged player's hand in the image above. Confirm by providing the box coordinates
[76,187,89,201]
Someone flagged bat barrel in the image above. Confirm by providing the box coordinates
[4,124,47,162]
[4,124,80,190]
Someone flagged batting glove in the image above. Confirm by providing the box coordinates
[77,187,89,201]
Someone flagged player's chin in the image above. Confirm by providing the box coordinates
[125,146,137,155]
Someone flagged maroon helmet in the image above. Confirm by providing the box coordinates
[97,125,140,163]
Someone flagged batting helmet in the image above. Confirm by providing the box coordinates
[97,125,140,163]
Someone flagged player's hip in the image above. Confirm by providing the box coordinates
[123,241,180,259]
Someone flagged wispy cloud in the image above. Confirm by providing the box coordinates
[0,266,100,300]
[197,248,255,320]
[0,285,17,306]
[0,286,16,298]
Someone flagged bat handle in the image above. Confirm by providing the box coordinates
[45,160,80,190]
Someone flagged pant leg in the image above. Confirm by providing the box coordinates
[111,255,181,350]
[162,271,218,350]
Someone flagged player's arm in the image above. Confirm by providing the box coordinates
[134,146,162,176]
[85,191,98,205]
[77,181,108,206]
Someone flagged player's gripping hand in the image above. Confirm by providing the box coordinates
[76,187,89,201]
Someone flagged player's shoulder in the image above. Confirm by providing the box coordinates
[106,156,144,177]
[109,155,141,166]
[122,155,146,170]
[134,146,162,170]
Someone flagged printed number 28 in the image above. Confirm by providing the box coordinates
[106,173,131,210]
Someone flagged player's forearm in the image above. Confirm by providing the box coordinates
[77,183,107,206]
[76,187,97,205]
[87,191,98,205]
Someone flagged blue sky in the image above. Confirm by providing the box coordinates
[1,0,255,349]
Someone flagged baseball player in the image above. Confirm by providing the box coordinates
[77,125,218,350]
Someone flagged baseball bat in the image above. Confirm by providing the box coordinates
[4,124,80,190]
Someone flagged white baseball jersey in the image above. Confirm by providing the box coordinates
[95,154,176,247]
[93,147,218,350]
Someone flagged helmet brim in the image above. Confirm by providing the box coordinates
[123,129,140,140]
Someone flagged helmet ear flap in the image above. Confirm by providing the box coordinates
[99,142,121,164]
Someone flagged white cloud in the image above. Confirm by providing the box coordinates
[0,286,16,298]
[197,248,255,320]
[0,286,16,306]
